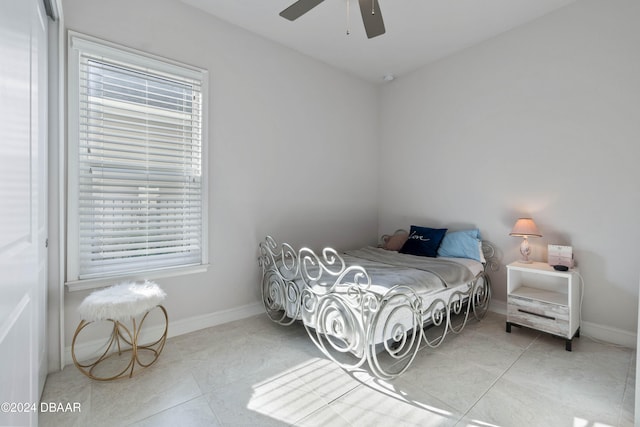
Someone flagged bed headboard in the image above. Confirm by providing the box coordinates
[481,241,499,271]
[379,229,499,271]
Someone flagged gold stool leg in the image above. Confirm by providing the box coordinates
[71,319,135,381]
[71,305,168,381]
[134,305,169,369]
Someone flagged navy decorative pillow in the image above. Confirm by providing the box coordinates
[399,226,448,258]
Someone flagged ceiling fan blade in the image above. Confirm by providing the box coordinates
[279,0,325,21]
[358,0,385,39]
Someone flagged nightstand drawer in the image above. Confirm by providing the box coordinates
[507,295,570,337]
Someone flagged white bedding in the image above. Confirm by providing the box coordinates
[296,246,482,302]
[343,246,481,294]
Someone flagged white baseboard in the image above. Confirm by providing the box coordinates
[489,299,507,316]
[164,301,264,338]
[64,302,264,367]
[580,320,637,349]
[489,299,636,349]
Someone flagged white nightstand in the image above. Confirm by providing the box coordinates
[506,261,580,351]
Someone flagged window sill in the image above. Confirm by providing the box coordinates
[65,263,210,292]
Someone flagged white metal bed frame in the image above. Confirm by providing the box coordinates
[258,235,497,379]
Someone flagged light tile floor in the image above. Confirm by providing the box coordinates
[40,311,635,426]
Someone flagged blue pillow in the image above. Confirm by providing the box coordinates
[437,229,482,262]
[399,226,448,258]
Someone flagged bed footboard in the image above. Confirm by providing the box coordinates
[258,236,302,325]
[258,236,492,379]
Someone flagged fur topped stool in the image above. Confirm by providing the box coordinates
[71,281,168,381]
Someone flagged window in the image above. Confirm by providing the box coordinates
[67,33,208,288]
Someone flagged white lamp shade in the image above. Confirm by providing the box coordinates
[509,218,542,237]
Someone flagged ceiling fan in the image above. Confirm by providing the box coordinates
[279,0,385,39]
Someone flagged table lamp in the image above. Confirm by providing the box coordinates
[509,218,542,263]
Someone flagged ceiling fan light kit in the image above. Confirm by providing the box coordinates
[280,0,386,39]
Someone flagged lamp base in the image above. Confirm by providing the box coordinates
[518,259,533,264]
[519,237,532,263]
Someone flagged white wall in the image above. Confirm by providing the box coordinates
[58,0,379,358]
[379,0,640,336]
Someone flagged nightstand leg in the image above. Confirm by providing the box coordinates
[575,328,580,338]
[565,339,572,352]
[506,322,511,333]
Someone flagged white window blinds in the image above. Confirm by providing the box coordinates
[67,34,208,284]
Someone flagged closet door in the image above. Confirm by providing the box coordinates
[636,276,640,426]
[0,0,48,425]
